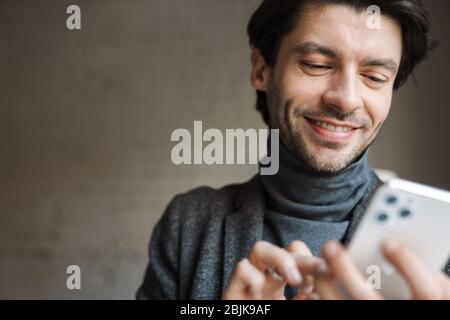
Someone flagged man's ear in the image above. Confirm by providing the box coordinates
[250,48,271,92]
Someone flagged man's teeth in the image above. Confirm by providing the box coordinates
[312,119,353,132]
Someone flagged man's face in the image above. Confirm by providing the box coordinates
[253,4,402,173]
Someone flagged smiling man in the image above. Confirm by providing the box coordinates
[137,0,450,300]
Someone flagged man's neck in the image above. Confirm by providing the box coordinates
[259,141,374,222]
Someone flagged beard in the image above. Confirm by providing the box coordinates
[265,79,383,175]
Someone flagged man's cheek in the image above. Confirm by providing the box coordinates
[369,92,393,120]
[283,73,322,99]
[363,101,390,131]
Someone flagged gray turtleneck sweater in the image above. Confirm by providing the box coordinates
[260,142,373,254]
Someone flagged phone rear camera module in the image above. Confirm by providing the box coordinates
[377,212,389,222]
[385,195,397,205]
[399,209,412,218]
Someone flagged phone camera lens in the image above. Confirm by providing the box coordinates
[399,209,411,218]
[377,212,389,222]
[386,195,397,205]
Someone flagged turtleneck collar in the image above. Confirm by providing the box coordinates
[260,141,374,222]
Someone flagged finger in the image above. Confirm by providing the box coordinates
[224,258,266,300]
[322,241,382,300]
[286,240,313,257]
[382,240,441,300]
[291,280,315,300]
[306,292,321,300]
[286,241,318,292]
[298,277,314,292]
[314,275,345,300]
[293,255,328,277]
[286,240,325,275]
[294,292,320,300]
[249,241,303,285]
[437,273,450,300]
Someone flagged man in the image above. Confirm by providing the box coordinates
[137,0,450,300]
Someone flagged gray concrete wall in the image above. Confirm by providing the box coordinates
[0,0,448,299]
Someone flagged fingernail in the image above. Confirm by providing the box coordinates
[383,240,400,254]
[267,267,283,281]
[325,241,340,258]
[290,270,303,284]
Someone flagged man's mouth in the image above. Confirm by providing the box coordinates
[304,116,360,143]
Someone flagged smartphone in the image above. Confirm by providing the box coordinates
[347,178,450,299]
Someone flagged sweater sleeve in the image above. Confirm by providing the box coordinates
[135,196,182,300]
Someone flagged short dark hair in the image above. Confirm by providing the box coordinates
[247,0,435,125]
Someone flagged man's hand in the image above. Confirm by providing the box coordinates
[313,240,450,300]
[223,240,326,300]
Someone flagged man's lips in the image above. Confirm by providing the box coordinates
[305,116,361,129]
[304,116,359,143]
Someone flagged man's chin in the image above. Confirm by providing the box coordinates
[296,144,359,174]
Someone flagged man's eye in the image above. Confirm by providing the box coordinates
[303,63,331,70]
[366,75,387,84]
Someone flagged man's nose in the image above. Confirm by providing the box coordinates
[322,70,362,114]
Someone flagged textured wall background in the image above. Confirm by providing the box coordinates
[0,0,448,299]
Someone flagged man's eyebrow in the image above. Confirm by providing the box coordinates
[361,58,399,75]
[291,41,341,59]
